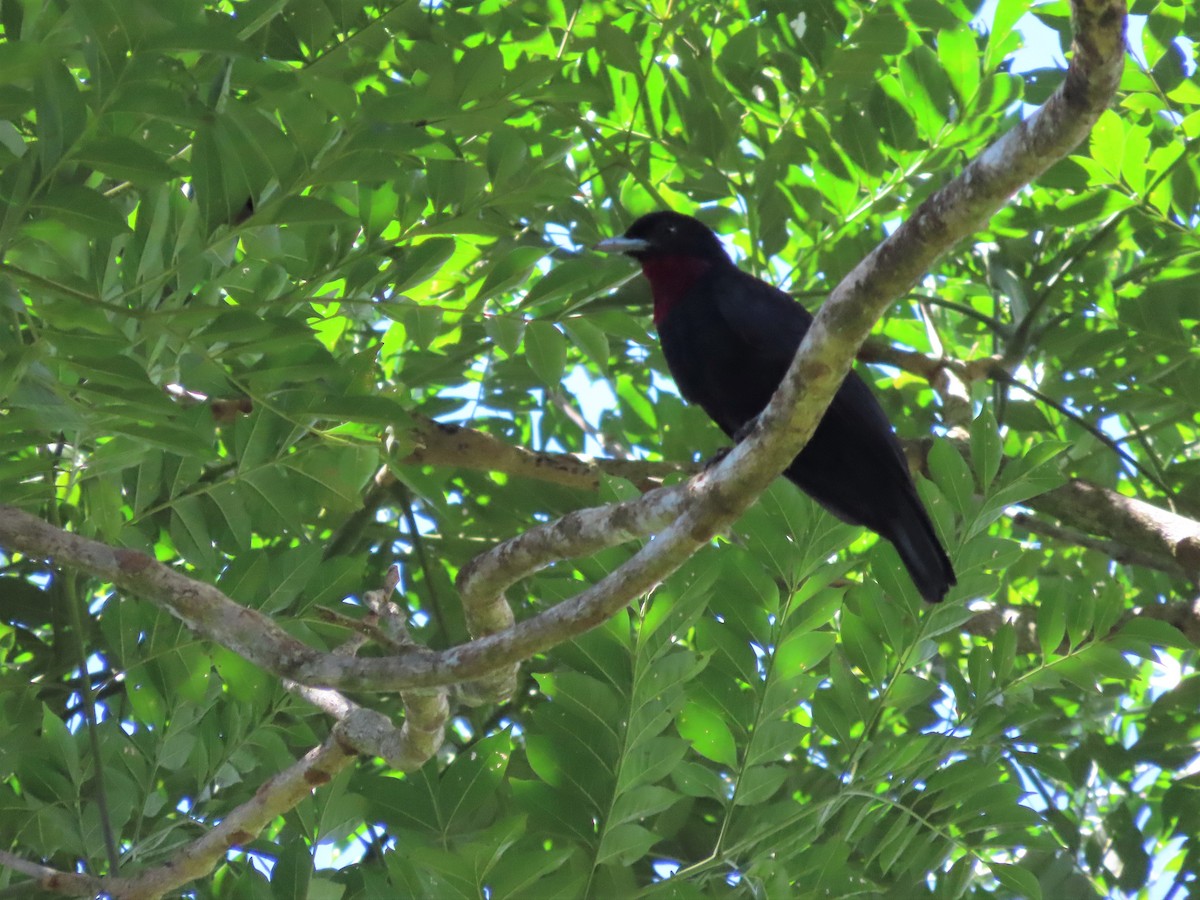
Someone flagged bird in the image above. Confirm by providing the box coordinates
[597,210,956,603]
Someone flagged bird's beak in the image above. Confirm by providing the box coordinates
[595,236,651,254]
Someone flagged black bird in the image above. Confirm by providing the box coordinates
[598,211,956,602]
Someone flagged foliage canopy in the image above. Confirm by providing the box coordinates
[0,0,1197,897]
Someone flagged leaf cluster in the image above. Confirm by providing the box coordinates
[0,0,1198,897]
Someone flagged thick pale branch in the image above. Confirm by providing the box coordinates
[113,729,360,900]
[285,573,450,768]
[398,414,678,490]
[0,730,360,899]
[0,849,105,897]
[398,413,1200,583]
[455,480,690,701]
[1011,513,1188,579]
[0,505,343,674]
[964,595,1200,651]
[286,682,449,770]
[1030,480,1200,582]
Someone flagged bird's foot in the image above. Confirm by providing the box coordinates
[731,416,760,444]
[703,446,732,471]
[702,417,761,472]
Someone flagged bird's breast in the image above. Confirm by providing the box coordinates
[640,256,713,324]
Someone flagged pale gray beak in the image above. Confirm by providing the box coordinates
[595,236,651,254]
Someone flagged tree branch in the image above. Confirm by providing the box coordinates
[455,479,692,702]
[397,414,680,491]
[0,726,361,899]
[405,413,1200,585]
[0,849,106,898]
[288,568,450,768]
[1030,479,1200,582]
[1011,513,1189,578]
[114,728,360,900]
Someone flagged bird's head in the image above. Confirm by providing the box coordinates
[597,211,732,324]
[596,211,729,263]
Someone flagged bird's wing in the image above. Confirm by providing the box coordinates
[705,270,813,429]
[712,270,813,373]
[713,269,911,472]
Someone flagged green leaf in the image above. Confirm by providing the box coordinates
[1115,617,1195,652]
[970,405,1002,490]
[993,623,1017,683]
[483,314,525,356]
[486,128,528,188]
[928,438,974,516]
[1089,109,1124,181]
[301,395,412,427]
[1120,122,1152,195]
[991,863,1043,900]
[523,258,616,311]
[208,483,252,549]
[938,27,980,105]
[392,238,457,294]
[562,317,611,373]
[609,785,680,826]
[1038,589,1067,658]
[732,764,788,805]
[478,246,548,301]
[621,737,690,793]
[34,185,129,238]
[271,839,314,899]
[985,0,1028,70]
[897,46,950,139]
[744,719,805,767]
[886,673,938,712]
[35,62,87,169]
[676,701,738,766]
[170,496,216,571]
[262,545,323,613]
[524,321,567,385]
[441,731,513,830]
[269,195,354,225]
[595,822,659,866]
[212,646,273,705]
[670,760,726,799]
[76,136,177,183]
[840,610,887,684]
[40,705,81,787]
[774,630,837,680]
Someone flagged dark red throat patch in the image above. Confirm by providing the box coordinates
[640,256,713,325]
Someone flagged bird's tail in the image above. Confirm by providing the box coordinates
[887,503,956,603]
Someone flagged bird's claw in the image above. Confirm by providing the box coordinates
[702,418,759,471]
[731,417,759,444]
[703,446,733,471]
